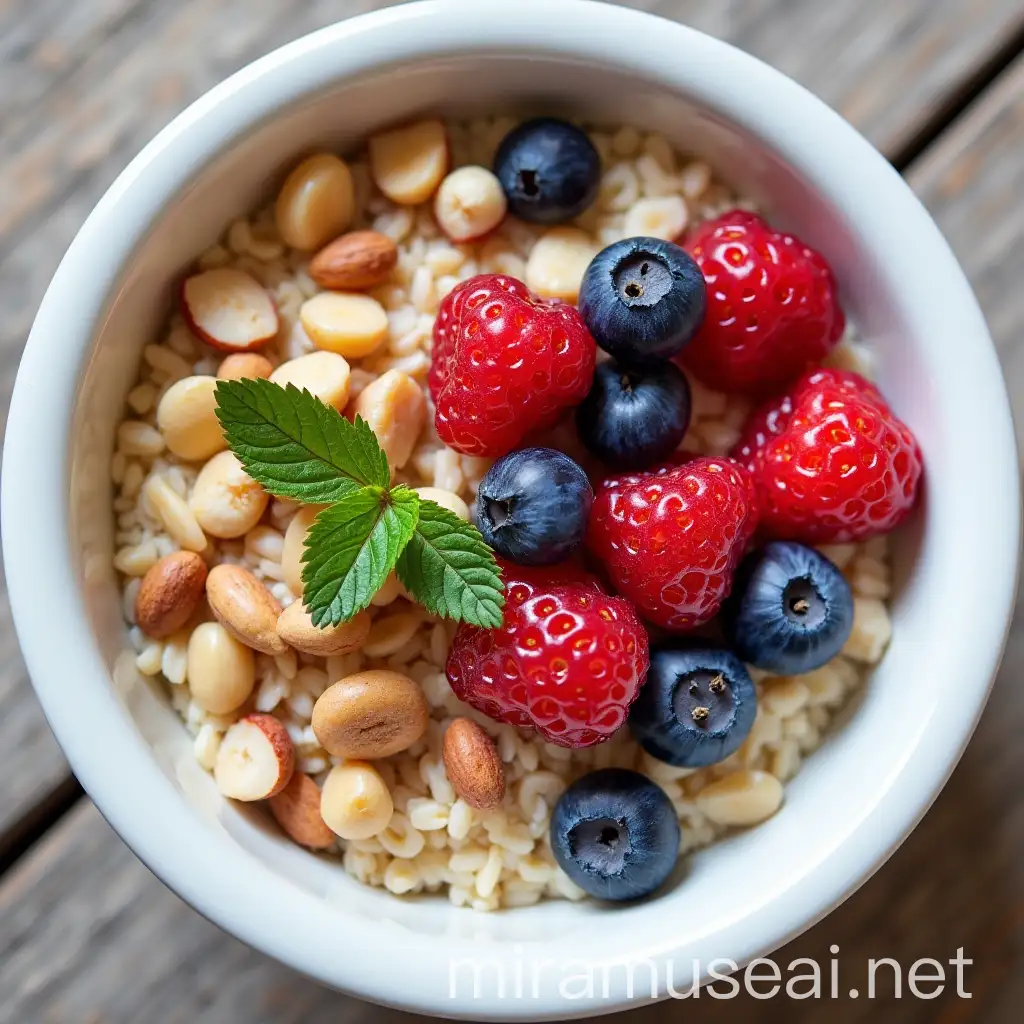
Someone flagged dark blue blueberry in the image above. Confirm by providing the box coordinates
[493,118,601,224]
[629,647,756,768]
[476,447,593,566]
[576,359,691,469]
[723,542,854,675]
[579,237,707,364]
[550,768,680,901]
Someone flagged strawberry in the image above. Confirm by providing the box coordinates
[445,562,649,748]
[587,456,760,632]
[732,368,923,543]
[679,210,845,395]
[430,274,596,457]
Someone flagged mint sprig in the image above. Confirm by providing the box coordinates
[215,380,504,628]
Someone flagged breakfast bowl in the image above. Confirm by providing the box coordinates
[2,0,1018,1018]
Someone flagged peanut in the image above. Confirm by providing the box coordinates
[275,153,355,251]
[155,375,226,461]
[187,621,256,714]
[269,351,351,411]
[189,451,269,539]
[134,551,208,639]
[206,563,286,655]
[276,603,370,656]
[320,761,393,840]
[352,369,425,470]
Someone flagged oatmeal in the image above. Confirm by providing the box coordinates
[111,115,908,911]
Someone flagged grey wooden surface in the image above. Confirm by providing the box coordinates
[1,1,1023,1021]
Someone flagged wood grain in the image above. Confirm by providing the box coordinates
[0,0,1023,1019]
[2,44,1024,1016]
[2,0,1023,854]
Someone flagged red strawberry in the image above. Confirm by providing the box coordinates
[679,210,845,395]
[732,368,923,543]
[587,456,760,632]
[430,274,596,457]
[445,562,649,748]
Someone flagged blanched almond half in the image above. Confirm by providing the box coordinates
[525,227,599,303]
[268,773,336,849]
[299,292,389,360]
[269,351,351,411]
[275,153,355,252]
[369,119,449,206]
[181,268,278,352]
[434,166,507,242]
[214,714,295,801]
[217,352,274,381]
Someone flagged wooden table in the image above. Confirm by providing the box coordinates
[1,1,1023,1020]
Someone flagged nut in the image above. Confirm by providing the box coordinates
[214,713,295,801]
[309,230,398,291]
[370,570,410,607]
[275,153,355,251]
[155,375,227,461]
[187,621,256,714]
[190,450,269,539]
[352,369,425,470]
[525,227,599,303]
[217,352,274,381]
[143,475,207,553]
[269,351,351,411]
[320,761,393,840]
[134,551,208,639]
[369,119,449,205]
[311,669,429,759]
[442,718,505,810]
[413,486,469,521]
[281,505,320,596]
[206,563,286,655]
[181,268,278,351]
[695,770,784,827]
[434,166,507,242]
[299,292,389,360]
[276,603,370,656]
[268,773,336,849]
[623,195,689,241]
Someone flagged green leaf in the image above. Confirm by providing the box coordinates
[215,378,390,503]
[397,500,505,629]
[301,486,420,626]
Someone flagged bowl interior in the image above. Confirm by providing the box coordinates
[42,24,1012,1015]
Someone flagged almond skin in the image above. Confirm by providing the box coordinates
[308,230,398,291]
[206,563,286,655]
[442,718,505,810]
[276,603,370,656]
[311,670,428,759]
[268,773,336,849]
[134,551,208,639]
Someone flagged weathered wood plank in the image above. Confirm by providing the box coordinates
[1,0,1022,849]
[2,53,1024,1019]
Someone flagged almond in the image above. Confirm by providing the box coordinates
[134,551,208,639]
[276,603,370,656]
[442,718,505,810]
[214,714,295,801]
[206,563,286,655]
[309,230,398,291]
[268,773,336,849]
[311,669,429,759]
[181,268,278,352]
[217,352,274,381]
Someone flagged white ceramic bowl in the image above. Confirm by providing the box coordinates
[3,1,1019,1018]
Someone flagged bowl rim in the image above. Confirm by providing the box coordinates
[2,0,1019,1018]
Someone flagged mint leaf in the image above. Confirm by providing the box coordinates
[397,500,504,628]
[302,486,419,626]
[215,378,390,502]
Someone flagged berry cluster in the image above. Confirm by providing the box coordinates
[427,118,923,903]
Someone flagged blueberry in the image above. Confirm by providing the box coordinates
[723,542,854,674]
[629,647,756,768]
[550,768,680,901]
[576,359,691,469]
[493,118,601,224]
[476,447,593,566]
[579,237,707,363]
